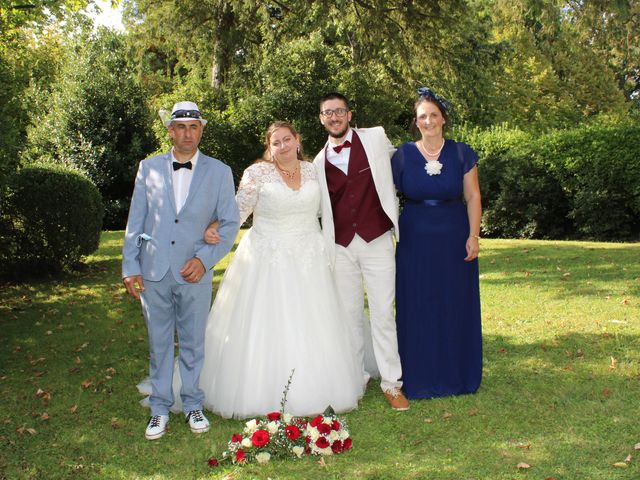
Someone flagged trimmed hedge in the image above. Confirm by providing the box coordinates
[457,119,640,240]
[0,163,103,278]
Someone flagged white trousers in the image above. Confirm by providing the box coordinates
[333,232,403,391]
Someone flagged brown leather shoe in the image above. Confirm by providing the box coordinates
[383,388,410,411]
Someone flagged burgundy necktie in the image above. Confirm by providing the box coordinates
[333,140,351,154]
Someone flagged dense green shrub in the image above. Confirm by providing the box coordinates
[0,163,103,278]
[459,119,640,240]
[538,121,640,239]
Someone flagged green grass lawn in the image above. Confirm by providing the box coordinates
[0,232,638,479]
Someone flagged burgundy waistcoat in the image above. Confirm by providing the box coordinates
[325,131,393,247]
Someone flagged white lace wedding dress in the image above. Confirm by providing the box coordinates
[196,161,365,419]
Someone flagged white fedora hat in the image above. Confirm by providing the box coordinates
[163,101,208,127]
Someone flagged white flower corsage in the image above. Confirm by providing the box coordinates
[424,160,443,176]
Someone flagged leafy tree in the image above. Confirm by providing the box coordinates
[27,27,158,228]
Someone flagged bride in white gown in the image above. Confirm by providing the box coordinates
[194,121,365,419]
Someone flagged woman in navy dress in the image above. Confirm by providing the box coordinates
[391,88,482,399]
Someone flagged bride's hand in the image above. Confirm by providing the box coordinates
[204,220,221,245]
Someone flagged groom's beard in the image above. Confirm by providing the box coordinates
[328,125,349,139]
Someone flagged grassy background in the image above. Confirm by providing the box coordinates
[0,232,638,479]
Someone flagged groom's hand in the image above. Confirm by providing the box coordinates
[123,275,145,300]
[181,257,206,283]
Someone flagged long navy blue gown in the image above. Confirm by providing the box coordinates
[391,140,482,399]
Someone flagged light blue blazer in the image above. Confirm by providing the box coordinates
[122,151,240,284]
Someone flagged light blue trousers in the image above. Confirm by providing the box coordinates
[140,271,211,416]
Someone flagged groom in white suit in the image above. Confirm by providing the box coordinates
[122,101,240,440]
[313,92,409,411]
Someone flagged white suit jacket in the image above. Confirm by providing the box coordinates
[313,127,399,267]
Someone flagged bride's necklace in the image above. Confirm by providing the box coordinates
[418,139,445,157]
[275,160,300,180]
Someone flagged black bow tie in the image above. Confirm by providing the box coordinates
[333,140,351,153]
[173,161,193,171]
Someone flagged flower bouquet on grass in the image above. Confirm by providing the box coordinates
[208,371,352,467]
[208,407,352,467]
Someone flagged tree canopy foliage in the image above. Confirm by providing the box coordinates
[1,0,638,233]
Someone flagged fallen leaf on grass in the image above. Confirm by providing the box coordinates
[562,272,571,277]
[35,389,51,402]
[74,342,89,353]
[81,379,93,389]
[317,456,327,468]
[106,367,116,376]
[45,331,53,336]
[498,348,506,353]
[544,477,559,480]
[468,408,479,416]
[41,412,49,421]
[516,462,531,469]
[16,426,37,435]
[602,388,610,398]
[610,357,618,369]
[442,412,453,420]
[612,462,628,468]
[634,443,640,450]
[69,404,78,414]
[621,298,629,305]
[424,418,433,423]
[33,371,45,378]
[75,357,81,364]
[111,418,119,429]
[515,443,531,449]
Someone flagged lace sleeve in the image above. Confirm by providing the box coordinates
[236,165,260,225]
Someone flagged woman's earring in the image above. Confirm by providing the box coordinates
[297,145,300,153]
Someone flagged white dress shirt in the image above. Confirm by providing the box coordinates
[325,128,353,175]
[171,149,199,213]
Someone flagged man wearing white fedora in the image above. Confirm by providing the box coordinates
[122,101,240,440]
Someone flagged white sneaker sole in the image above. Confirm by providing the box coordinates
[145,427,168,440]
[190,424,210,434]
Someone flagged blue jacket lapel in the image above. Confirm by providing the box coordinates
[182,153,208,212]
[162,152,178,215]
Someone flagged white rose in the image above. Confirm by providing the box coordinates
[255,452,271,464]
[282,413,293,425]
[267,421,279,434]
[241,438,253,449]
[328,430,339,442]
[307,428,320,441]
[292,446,304,458]
[425,160,443,175]
[339,429,350,441]
[244,419,258,432]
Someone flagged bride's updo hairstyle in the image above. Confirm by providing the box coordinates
[258,121,306,163]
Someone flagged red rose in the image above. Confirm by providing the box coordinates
[305,436,311,444]
[285,425,301,440]
[331,420,341,431]
[267,412,281,421]
[315,437,330,449]
[310,415,324,427]
[231,433,243,443]
[317,423,331,435]
[251,429,270,447]
[331,440,343,454]
[343,438,352,450]
[207,458,219,467]
[235,449,246,463]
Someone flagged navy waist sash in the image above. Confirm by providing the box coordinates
[405,198,463,207]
